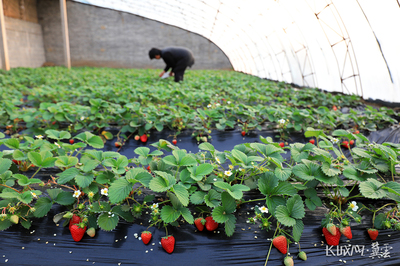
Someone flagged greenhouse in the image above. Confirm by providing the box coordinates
[0,0,400,265]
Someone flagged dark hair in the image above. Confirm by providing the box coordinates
[149,48,161,59]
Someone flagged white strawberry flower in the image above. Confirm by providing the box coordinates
[80,116,85,121]
[101,188,108,196]
[151,203,159,209]
[227,101,231,104]
[332,138,339,144]
[259,206,268,214]
[216,103,220,107]
[73,190,81,198]
[54,142,61,148]
[279,119,285,124]
[215,157,221,164]
[35,135,44,139]
[30,192,38,199]
[207,104,212,108]
[349,201,359,212]
[224,170,232,177]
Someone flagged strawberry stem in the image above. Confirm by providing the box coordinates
[264,223,280,266]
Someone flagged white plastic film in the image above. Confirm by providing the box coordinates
[72,0,400,103]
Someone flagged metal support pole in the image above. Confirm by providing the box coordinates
[0,0,10,70]
[60,0,71,68]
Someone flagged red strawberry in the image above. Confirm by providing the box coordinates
[279,142,284,148]
[354,130,359,134]
[161,235,175,253]
[309,139,315,145]
[241,131,246,136]
[368,228,379,240]
[322,227,341,246]
[69,139,74,144]
[141,231,152,244]
[115,142,121,148]
[12,159,21,165]
[70,223,87,242]
[341,141,349,148]
[205,216,218,231]
[333,105,337,111]
[147,165,151,172]
[194,218,206,231]
[340,226,353,240]
[134,135,140,141]
[349,140,354,146]
[140,134,148,143]
[326,223,337,236]
[272,235,287,254]
[69,214,81,230]
[172,139,177,145]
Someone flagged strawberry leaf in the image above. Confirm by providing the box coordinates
[0,158,11,175]
[179,207,194,224]
[258,172,278,196]
[126,168,152,187]
[75,173,94,188]
[173,184,189,206]
[55,156,78,168]
[33,197,53,218]
[342,166,369,182]
[0,219,12,231]
[224,215,236,237]
[54,191,75,205]
[57,167,80,184]
[108,179,132,204]
[204,189,221,208]
[190,191,206,204]
[321,162,341,177]
[359,179,387,199]
[292,219,304,242]
[160,205,180,223]
[212,206,231,223]
[286,195,305,219]
[97,212,119,231]
[274,167,291,181]
[275,205,296,227]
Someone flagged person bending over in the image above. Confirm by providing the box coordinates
[149,47,195,82]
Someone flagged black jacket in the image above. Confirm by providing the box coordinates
[161,47,195,72]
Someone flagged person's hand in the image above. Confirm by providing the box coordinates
[169,72,174,76]
[159,71,165,77]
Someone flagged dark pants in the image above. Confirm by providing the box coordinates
[173,60,188,82]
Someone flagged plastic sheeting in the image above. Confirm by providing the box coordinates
[71,0,400,104]
[1,128,400,265]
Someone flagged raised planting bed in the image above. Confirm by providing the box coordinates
[0,67,400,265]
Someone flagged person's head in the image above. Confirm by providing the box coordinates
[149,48,162,60]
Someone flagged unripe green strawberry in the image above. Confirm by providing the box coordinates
[326,223,337,236]
[9,215,19,224]
[384,220,392,229]
[63,212,73,219]
[298,251,307,261]
[395,223,400,231]
[284,256,294,266]
[86,227,96,237]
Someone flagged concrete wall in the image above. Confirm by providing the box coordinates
[4,16,46,68]
[37,0,232,70]
[1,0,46,68]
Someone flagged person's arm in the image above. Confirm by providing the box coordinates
[162,52,175,73]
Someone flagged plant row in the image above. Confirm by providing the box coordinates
[1,68,397,142]
[1,129,400,258]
